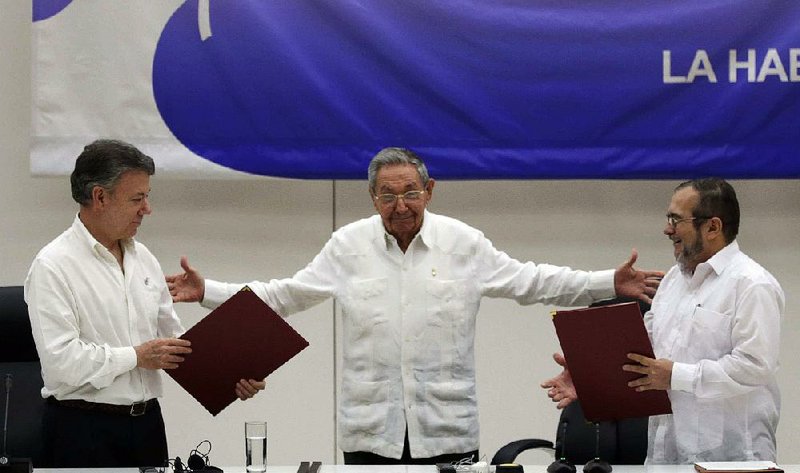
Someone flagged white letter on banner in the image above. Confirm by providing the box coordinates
[663,50,687,83]
[791,49,800,81]
[729,49,756,83]
[757,49,789,82]
[687,50,717,83]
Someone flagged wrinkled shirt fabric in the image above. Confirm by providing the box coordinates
[203,210,615,458]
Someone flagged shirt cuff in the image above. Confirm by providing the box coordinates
[201,279,234,309]
[670,361,696,393]
[116,346,138,372]
[588,269,617,301]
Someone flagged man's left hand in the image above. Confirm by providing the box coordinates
[540,352,578,409]
[235,378,266,400]
[614,249,664,304]
[623,353,673,391]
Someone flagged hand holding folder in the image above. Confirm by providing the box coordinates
[551,301,671,422]
[166,287,309,416]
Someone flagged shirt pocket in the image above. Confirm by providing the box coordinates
[688,306,733,360]
[346,278,389,330]
[417,380,476,438]
[339,379,390,436]
[425,279,467,323]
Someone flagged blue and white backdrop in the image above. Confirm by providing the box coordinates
[31,0,800,179]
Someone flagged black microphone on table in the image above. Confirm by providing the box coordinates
[0,374,33,473]
[547,420,576,473]
[582,423,612,473]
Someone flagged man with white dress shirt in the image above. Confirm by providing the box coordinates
[25,139,264,468]
[167,147,662,465]
[543,177,783,463]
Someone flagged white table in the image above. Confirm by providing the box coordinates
[34,466,800,473]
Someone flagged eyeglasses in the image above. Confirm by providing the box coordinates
[373,190,426,206]
[666,215,710,228]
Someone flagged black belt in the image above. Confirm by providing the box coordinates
[48,397,158,417]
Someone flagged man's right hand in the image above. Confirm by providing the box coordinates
[166,256,205,303]
[135,338,192,370]
[540,352,578,409]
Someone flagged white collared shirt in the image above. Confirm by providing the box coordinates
[645,241,783,463]
[25,214,184,405]
[203,210,615,458]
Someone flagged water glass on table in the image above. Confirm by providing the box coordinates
[245,421,267,472]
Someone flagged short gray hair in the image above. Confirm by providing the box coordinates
[367,147,430,193]
[70,139,155,206]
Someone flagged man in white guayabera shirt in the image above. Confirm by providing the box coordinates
[167,147,663,465]
[542,177,783,464]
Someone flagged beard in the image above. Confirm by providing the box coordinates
[677,236,704,273]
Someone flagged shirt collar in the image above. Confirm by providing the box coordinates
[376,209,433,250]
[693,239,740,278]
[417,209,434,247]
[72,212,136,257]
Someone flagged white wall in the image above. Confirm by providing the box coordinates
[2,1,799,466]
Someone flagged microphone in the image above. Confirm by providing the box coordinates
[582,423,611,473]
[174,456,184,473]
[0,374,32,473]
[547,420,576,473]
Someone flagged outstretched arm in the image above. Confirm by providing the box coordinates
[166,256,205,303]
[540,352,577,409]
[614,249,664,304]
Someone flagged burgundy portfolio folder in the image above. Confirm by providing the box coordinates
[552,301,671,422]
[166,287,309,415]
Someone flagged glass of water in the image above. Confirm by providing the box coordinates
[245,421,267,472]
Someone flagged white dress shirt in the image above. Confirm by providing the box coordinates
[25,214,184,405]
[202,210,615,458]
[645,241,783,463]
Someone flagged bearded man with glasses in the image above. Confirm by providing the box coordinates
[543,177,784,464]
[167,147,662,465]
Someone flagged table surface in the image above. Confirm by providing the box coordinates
[33,465,800,473]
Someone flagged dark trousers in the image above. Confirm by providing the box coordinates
[344,429,479,465]
[43,399,169,468]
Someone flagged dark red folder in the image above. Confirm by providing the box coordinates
[552,301,671,421]
[166,287,309,416]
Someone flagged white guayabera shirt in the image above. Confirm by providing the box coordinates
[646,241,784,464]
[203,210,615,459]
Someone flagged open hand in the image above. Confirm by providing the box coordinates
[614,249,664,304]
[166,256,205,303]
[540,352,577,409]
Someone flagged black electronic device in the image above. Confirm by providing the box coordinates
[185,441,223,472]
[0,375,32,473]
[548,420,577,473]
[496,464,524,473]
[582,423,611,473]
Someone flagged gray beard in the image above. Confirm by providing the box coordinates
[677,237,704,273]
